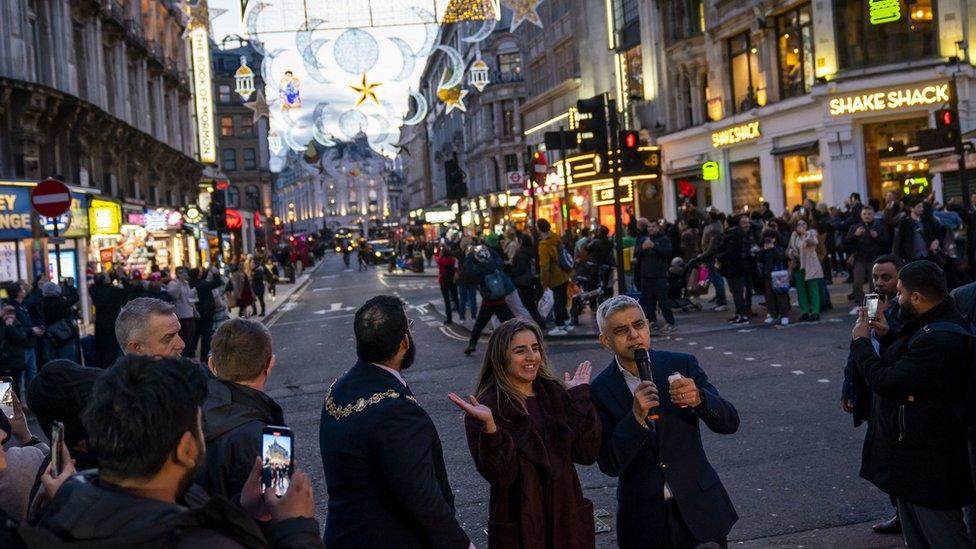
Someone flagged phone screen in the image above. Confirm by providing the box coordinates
[0,377,13,418]
[865,294,880,320]
[261,427,293,497]
[51,421,65,477]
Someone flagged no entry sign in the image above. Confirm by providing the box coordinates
[31,178,72,218]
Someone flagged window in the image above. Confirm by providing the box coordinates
[245,185,261,210]
[624,45,644,100]
[834,0,937,70]
[504,154,519,173]
[242,148,256,170]
[220,116,234,137]
[222,148,236,171]
[613,0,640,46]
[679,75,693,127]
[227,185,240,207]
[240,116,254,136]
[502,101,515,136]
[728,33,762,114]
[73,25,88,100]
[219,85,231,103]
[665,0,704,44]
[497,52,522,80]
[781,151,822,208]
[730,158,762,212]
[777,4,815,99]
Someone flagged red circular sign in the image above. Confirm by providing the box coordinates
[225,209,243,230]
[31,178,72,218]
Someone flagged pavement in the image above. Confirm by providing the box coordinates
[263,254,902,548]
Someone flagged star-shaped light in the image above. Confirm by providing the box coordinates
[437,86,469,114]
[350,74,383,108]
[504,0,543,32]
[243,89,270,123]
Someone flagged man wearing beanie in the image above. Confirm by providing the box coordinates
[27,360,103,472]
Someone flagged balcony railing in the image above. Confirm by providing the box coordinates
[124,18,146,50]
[101,0,125,27]
[487,70,524,87]
[146,40,165,67]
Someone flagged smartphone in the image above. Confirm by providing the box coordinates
[261,426,294,497]
[0,377,13,418]
[865,293,880,321]
[51,421,65,477]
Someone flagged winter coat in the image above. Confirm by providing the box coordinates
[586,236,613,266]
[19,471,322,548]
[756,245,787,278]
[511,246,535,287]
[634,233,673,279]
[787,230,824,280]
[715,228,751,279]
[680,228,701,262]
[435,254,458,286]
[194,275,224,317]
[892,214,942,261]
[89,281,126,364]
[166,280,196,319]
[845,220,890,264]
[700,221,724,260]
[198,376,285,500]
[251,267,267,296]
[463,381,601,549]
[538,232,570,289]
[850,299,974,510]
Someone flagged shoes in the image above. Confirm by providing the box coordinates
[712,305,729,312]
[764,315,775,325]
[727,316,739,323]
[849,306,861,316]
[661,324,676,334]
[872,514,901,534]
[444,320,453,325]
[809,314,820,321]
[464,345,476,356]
[547,328,568,336]
[564,324,576,332]
[732,316,750,325]
[780,317,790,326]
[799,313,810,322]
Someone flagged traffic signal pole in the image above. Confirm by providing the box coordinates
[950,77,971,211]
[559,126,570,233]
[607,95,627,295]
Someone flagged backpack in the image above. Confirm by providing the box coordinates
[483,270,508,300]
[557,242,574,273]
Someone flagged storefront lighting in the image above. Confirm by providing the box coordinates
[796,172,823,184]
[234,56,256,101]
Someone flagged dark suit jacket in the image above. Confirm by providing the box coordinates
[319,361,469,549]
[590,351,739,547]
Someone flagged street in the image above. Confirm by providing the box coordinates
[263,254,900,548]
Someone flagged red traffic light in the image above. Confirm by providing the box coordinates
[942,110,953,126]
[622,131,638,149]
[935,108,958,129]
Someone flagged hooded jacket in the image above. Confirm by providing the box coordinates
[19,471,321,548]
[538,232,571,289]
[198,377,285,500]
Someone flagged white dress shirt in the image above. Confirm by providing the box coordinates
[616,358,674,501]
[371,363,407,389]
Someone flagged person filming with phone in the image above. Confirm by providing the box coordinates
[845,206,889,316]
[589,295,739,548]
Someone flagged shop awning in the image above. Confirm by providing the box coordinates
[770,141,820,156]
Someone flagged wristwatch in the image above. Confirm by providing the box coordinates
[23,435,41,446]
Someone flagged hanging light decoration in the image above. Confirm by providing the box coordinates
[268,130,283,155]
[468,58,490,92]
[234,56,256,101]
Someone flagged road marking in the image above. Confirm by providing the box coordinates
[426,321,441,327]
[419,315,435,321]
[818,379,830,383]
[330,303,342,311]
[279,303,297,312]
[737,328,755,333]
[673,337,684,341]
[688,342,697,346]
[311,287,333,291]
[791,370,804,375]
[704,346,714,350]
[723,351,733,355]
[744,357,755,361]
[771,363,782,368]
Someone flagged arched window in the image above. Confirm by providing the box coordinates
[245,185,260,210]
[226,185,240,207]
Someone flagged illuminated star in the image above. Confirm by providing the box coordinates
[438,86,469,114]
[349,74,383,108]
[243,89,270,123]
[503,0,543,32]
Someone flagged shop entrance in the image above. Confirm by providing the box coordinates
[863,118,931,200]
[730,158,762,213]
[673,174,713,212]
[781,151,822,209]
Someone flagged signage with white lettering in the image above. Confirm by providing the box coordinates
[711,122,761,148]
[828,83,949,116]
[0,187,33,239]
[191,26,217,164]
[591,182,634,206]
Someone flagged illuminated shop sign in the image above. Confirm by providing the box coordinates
[190,25,217,164]
[711,122,761,148]
[869,0,901,24]
[702,161,721,181]
[89,199,121,235]
[591,182,634,206]
[828,83,949,116]
[425,210,456,224]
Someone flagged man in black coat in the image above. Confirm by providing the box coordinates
[851,260,973,547]
[319,296,470,549]
[590,295,739,548]
[198,318,285,500]
[635,219,676,333]
[194,266,225,363]
[845,206,890,310]
[89,273,127,368]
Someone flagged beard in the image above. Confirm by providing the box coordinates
[176,437,206,500]
[400,332,416,371]
[897,300,919,323]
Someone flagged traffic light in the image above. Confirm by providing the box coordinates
[209,186,227,231]
[574,95,608,155]
[619,130,641,172]
[934,108,960,146]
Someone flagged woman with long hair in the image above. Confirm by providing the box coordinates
[449,318,601,549]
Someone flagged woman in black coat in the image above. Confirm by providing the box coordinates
[511,233,545,327]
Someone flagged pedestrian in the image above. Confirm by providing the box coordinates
[435,246,460,325]
[199,319,285,500]
[0,391,48,522]
[194,265,224,363]
[88,273,127,368]
[21,355,323,548]
[142,272,173,302]
[717,215,755,325]
[114,297,185,358]
[679,218,701,263]
[319,296,471,548]
[850,260,973,548]
[787,217,824,321]
[537,219,572,335]
[449,318,601,549]
[845,205,890,314]
[757,231,790,325]
[39,282,78,364]
[892,197,942,262]
[635,218,677,333]
[457,245,479,321]
[841,254,904,535]
[512,233,546,326]
[700,210,729,312]
[590,295,739,548]
[230,264,255,318]
[5,283,41,389]
[251,264,267,316]
[166,267,198,357]
[463,246,515,356]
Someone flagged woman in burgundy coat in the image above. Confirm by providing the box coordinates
[449,318,602,549]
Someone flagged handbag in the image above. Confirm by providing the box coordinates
[47,318,78,343]
[537,288,555,319]
[770,268,791,295]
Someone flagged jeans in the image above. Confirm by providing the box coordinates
[458,284,477,320]
[706,259,727,305]
[439,283,459,322]
[640,277,675,326]
[551,282,569,326]
[468,302,514,347]
[793,271,822,315]
[726,276,748,316]
[851,261,872,305]
[23,347,37,386]
[763,282,790,318]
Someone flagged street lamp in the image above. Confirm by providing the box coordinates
[287,202,297,234]
[234,55,255,101]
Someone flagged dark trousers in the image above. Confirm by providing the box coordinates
[254,291,266,316]
[665,500,728,549]
[640,276,675,326]
[468,302,514,347]
[551,282,569,326]
[198,313,215,363]
[851,260,872,305]
[440,283,459,322]
[726,276,748,316]
[897,499,969,548]
[517,284,546,327]
[179,317,197,358]
[763,283,790,318]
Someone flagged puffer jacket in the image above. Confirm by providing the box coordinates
[538,232,570,289]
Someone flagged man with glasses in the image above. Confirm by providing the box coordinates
[590,295,739,548]
[319,295,471,549]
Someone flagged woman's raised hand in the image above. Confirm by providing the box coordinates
[564,361,592,390]
[448,393,496,433]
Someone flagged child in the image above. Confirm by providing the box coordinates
[757,231,790,325]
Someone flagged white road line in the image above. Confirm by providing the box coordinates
[744,357,755,361]
[817,379,830,383]
[425,321,441,327]
[791,370,804,375]
[771,363,783,368]
[723,351,733,355]
[419,315,435,321]
[704,346,714,350]
[673,337,684,341]
[330,303,342,311]
[279,303,297,312]
[688,342,697,346]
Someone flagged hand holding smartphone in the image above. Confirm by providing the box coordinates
[261,426,294,498]
[0,377,13,419]
[865,293,880,321]
[51,421,65,477]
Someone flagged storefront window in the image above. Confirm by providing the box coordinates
[728,33,762,113]
[730,158,762,212]
[781,151,822,209]
[776,4,814,99]
[834,0,937,70]
[863,118,931,199]
[674,175,713,211]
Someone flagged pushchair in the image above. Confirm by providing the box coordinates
[668,257,705,313]
[570,262,614,325]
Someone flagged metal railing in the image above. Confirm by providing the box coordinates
[146,40,165,67]
[124,18,146,49]
[487,70,524,87]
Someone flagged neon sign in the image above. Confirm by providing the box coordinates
[869,0,901,24]
[828,83,949,116]
[711,122,761,148]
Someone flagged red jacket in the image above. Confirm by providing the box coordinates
[435,254,457,286]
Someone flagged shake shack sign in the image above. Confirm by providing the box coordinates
[828,82,949,116]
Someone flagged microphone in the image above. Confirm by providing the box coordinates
[633,348,659,421]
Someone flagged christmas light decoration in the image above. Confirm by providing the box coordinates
[503,0,544,32]
[278,71,302,109]
[234,56,256,101]
[268,130,283,155]
[468,58,490,92]
[442,0,500,22]
[349,74,383,108]
[437,86,469,113]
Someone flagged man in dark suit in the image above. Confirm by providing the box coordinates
[590,295,739,548]
[319,295,471,549]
